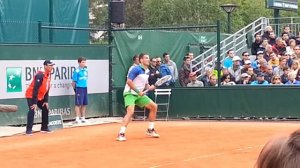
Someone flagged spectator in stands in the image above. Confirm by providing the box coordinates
[241,60,252,74]
[282,51,293,68]
[222,68,235,81]
[186,52,194,59]
[223,49,235,69]
[252,51,264,70]
[281,66,290,84]
[264,65,273,83]
[295,32,300,45]
[200,66,212,86]
[207,75,217,87]
[163,52,178,87]
[241,51,251,65]
[290,60,299,77]
[236,73,251,85]
[228,56,243,82]
[272,37,287,56]
[295,63,300,81]
[251,72,268,85]
[256,59,268,74]
[262,26,273,40]
[271,75,283,85]
[156,57,172,87]
[148,57,161,85]
[285,72,300,85]
[257,38,269,54]
[286,39,296,55]
[187,72,204,87]
[264,44,273,62]
[246,67,256,83]
[268,31,276,45]
[251,33,262,55]
[281,32,290,45]
[256,129,300,168]
[273,57,287,76]
[268,52,279,69]
[282,25,295,39]
[179,56,192,87]
[293,45,300,59]
[127,54,140,76]
[221,74,235,85]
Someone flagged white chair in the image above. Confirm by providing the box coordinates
[154,89,171,121]
[134,106,146,121]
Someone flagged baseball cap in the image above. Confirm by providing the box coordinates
[232,56,241,61]
[245,60,252,65]
[241,73,250,78]
[43,60,55,66]
[257,51,264,55]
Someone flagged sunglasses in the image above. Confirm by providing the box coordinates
[274,78,280,80]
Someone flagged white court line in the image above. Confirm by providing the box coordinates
[149,144,264,168]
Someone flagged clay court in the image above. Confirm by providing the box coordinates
[0,120,299,168]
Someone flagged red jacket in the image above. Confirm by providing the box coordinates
[25,70,51,103]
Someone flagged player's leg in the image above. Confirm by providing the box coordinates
[37,100,49,132]
[80,87,88,123]
[138,96,159,138]
[74,87,83,123]
[117,94,137,141]
[25,98,35,135]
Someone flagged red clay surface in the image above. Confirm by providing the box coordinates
[0,121,299,168]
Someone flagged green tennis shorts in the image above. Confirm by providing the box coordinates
[124,94,152,108]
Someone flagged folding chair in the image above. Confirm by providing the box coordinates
[134,106,146,121]
[154,89,171,121]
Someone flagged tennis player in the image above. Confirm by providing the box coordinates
[117,53,159,141]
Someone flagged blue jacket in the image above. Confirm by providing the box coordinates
[159,64,174,86]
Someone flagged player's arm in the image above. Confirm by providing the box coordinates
[72,69,78,92]
[127,67,144,96]
[144,83,155,91]
[126,79,144,96]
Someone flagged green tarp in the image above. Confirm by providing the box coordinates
[0,0,89,44]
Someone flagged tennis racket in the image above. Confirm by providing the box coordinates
[144,75,172,93]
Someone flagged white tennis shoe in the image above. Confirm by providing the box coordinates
[146,128,160,138]
[116,133,126,141]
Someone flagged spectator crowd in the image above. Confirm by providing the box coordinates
[127,25,300,87]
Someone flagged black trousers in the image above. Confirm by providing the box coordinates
[26,98,49,132]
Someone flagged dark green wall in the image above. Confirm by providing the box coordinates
[114,86,300,118]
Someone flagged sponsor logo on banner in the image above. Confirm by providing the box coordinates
[0,60,109,99]
[6,67,22,92]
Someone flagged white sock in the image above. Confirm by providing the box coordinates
[76,116,80,121]
[81,117,85,120]
[120,126,126,134]
[148,122,155,129]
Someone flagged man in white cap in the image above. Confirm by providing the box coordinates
[228,56,243,82]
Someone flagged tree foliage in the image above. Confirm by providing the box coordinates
[89,0,299,33]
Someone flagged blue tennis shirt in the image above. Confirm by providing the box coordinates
[72,66,88,87]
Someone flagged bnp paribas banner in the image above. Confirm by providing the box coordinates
[0,60,109,99]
